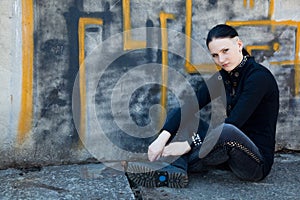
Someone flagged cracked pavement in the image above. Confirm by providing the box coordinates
[0,153,299,200]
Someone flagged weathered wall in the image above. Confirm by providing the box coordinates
[0,0,299,169]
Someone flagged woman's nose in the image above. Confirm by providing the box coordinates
[218,54,225,63]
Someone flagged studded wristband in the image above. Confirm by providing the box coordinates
[191,132,202,147]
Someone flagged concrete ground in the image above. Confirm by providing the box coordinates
[0,152,299,200]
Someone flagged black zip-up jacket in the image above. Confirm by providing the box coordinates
[162,57,279,176]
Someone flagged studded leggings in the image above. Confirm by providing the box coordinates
[172,123,265,181]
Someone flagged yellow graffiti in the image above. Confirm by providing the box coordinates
[18,0,300,145]
[268,0,275,19]
[78,18,103,145]
[185,0,299,95]
[18,0,34,144]
[122,0,146,50]
[243,0,255,9]
[246,42,280,55]
[226,0,300,95]
[185,0,219,73]
[159,11,175,127]
[185,0,192,72]
[295,24,300,96]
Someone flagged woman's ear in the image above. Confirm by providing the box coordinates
[237,37,243,52]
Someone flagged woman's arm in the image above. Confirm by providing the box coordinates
[148,130,191,161]
[148,130,171,162]
[148,72,222,161]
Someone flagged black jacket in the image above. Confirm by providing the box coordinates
[162,57,279,176]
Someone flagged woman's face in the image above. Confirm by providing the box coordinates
[208,37,243,72]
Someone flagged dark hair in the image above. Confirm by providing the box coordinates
[206,24,250,56]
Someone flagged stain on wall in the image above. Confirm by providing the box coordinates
[1,0,300,169]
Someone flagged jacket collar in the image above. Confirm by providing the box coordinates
[220,56,252,79]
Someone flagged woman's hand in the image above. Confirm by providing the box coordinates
[148,130,171,162]
[162,141,191,157]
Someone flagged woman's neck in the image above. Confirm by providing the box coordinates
[228,54,245,73]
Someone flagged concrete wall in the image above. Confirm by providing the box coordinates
[0,0,299,169]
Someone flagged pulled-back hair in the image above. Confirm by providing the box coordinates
[206,24,250,56]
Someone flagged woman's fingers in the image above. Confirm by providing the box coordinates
[162,142,191,157]
[147,134,169,161]
[148,147,161,161]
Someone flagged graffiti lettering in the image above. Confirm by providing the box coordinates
[78,17,103,143]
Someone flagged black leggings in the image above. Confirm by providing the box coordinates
[172,123,265,181]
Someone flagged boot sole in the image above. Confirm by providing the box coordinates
[126,163,188,188]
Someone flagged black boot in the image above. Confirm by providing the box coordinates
[126,161,188,188]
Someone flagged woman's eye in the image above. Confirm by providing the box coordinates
[223,49,229,53]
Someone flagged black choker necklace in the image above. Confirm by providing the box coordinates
[228,56,248,75]
[237,56,248,68]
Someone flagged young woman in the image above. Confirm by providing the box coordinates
[127,24,279,188]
